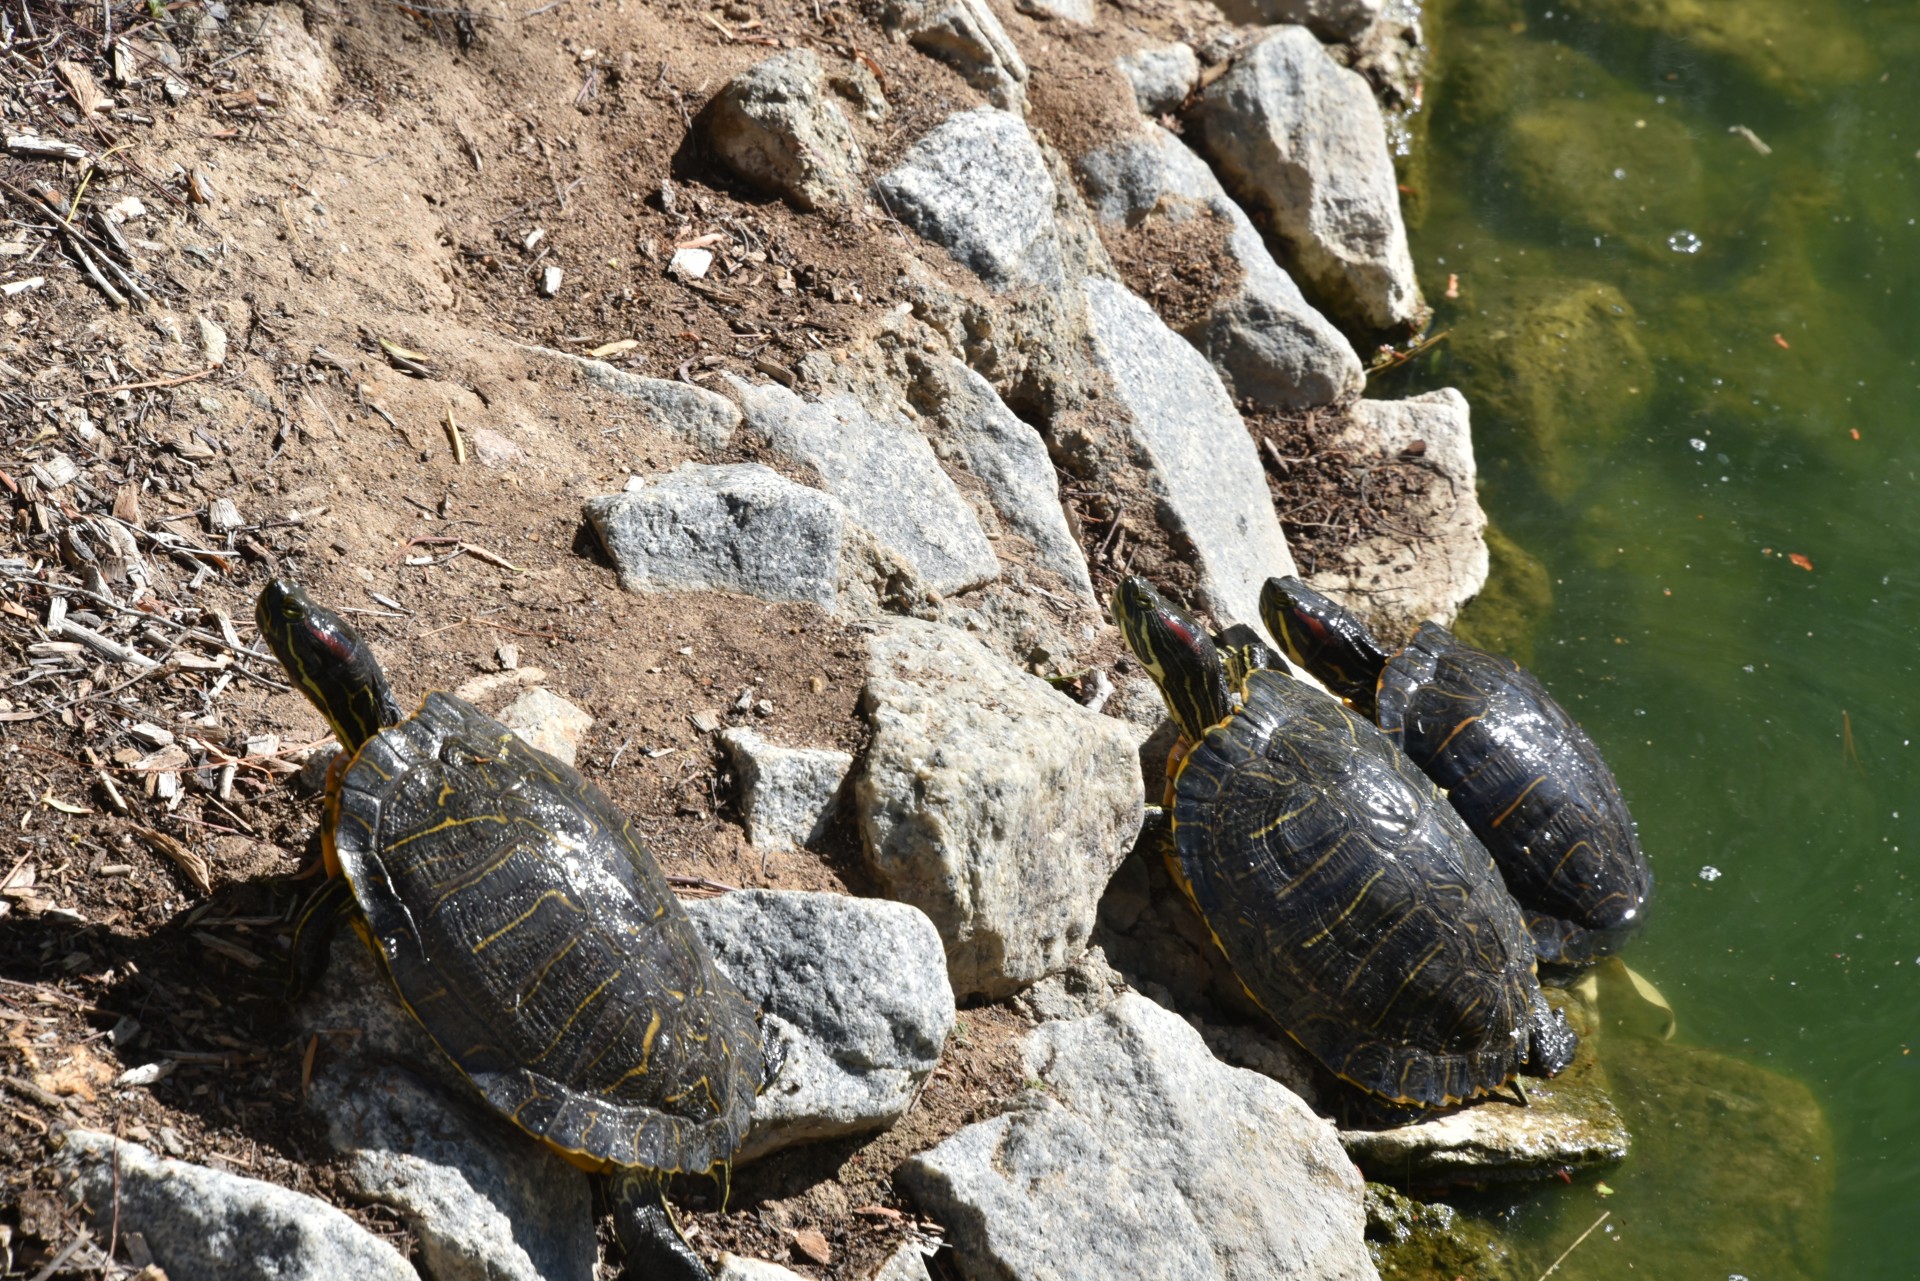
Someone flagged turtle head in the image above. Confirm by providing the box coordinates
[1111,577,1234,742]
[1259,577,1389,715]
[256,578,404,754]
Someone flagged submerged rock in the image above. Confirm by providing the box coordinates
[1189,25,1427,335]
[703,49,866,210]
[56,1129,419,1281]
[1364,1185,1526,1281]
[898,994,1378,1281]
[856,617,1143,999]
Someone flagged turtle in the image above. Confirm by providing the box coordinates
[257,578,763,1280]
[1112,576,1575,1108]
[1259,576,1652,969]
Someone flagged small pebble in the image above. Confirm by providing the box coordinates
[540,265,564,297]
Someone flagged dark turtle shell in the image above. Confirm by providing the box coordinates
[1172,670,1574,1107]
[327,692,761,1176]
[1376,623,1652,967]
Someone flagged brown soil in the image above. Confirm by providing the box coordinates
[0,0,1401,1274]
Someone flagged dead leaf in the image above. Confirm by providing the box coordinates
[1788,552,1814,572]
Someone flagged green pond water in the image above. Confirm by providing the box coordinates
[1387,0,1920,1276]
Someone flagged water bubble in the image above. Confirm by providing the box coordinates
[1668,230,1703,254]
[1699,866,1723,881]
[1613,167,1628,179]
[1689,438,1707,451]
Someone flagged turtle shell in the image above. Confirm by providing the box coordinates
[1376,623,1652,967]
[326,692,761,1177]
[1172,670,1572,1107]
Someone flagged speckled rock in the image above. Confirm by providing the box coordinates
[704,49,865,210]
[720,727,852,853]
[497,686,594,768]
[519,343,741,449]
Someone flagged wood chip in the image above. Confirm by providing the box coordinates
[54,61,110,117]
[790,1228,832,1266]
[130,824,212,894]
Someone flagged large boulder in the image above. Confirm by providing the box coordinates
[56,1129,419,1281]
[702,49,865,210]
[873,108,1070,292]
[1189,26,1427,335]
[584,462,848,606]
[898,994,1379,1280]
[1082,276,1297,627]
[856,617,1143,999]
[1292,389,1489,636]
[1079,125,1364,410]
[686,890,955,1160]
[729,379,1001,598]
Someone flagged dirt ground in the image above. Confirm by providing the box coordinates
[0,0,1427,1274]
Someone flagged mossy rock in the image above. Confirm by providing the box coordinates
[1502,98,1704,251]
[1366,1184,1527,1281]
[1445,278,1651,499]
[1451,522,1551,667]
[1557,0,1874,99]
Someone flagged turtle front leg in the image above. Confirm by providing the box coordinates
[610,1168,710,1281]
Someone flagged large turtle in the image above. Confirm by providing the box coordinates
[258,579,763,1279]
[1112,576,1574,1107]
[1260,576,1652,968]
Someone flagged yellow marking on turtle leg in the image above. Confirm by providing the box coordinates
[1490,775,1546,828]
[471,888,582,954]
[1300,869,1386,948]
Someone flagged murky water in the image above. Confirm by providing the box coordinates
[1393,1,1920,1276]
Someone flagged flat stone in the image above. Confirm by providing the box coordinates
[1081,275,1296,626]
[873,108,1067,292]
[881,0,1028,108]
[1295,389,1487,633]
[584,462,847,607]
[1189,25,1427,334]
[1079,126,1363,410]
[313,1064,598,1281]
[56,1129,417,1281]
[497,686,594,768]
[729,380,1000,597]
[686,890,955,1160]
[1115,42,1199,118]
[898,995,1378,1281]
[719,727,852,852]
[1338,990,1628,1186]
[904,350,1094,597]
[703,49,865,210]
[855,617,1143,999]
[1013,0,1093,23]
[520,343,741,449]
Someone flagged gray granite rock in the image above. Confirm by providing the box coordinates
[1190,25,1426,334]
[686,890,955,1160]
[1082,275,1296,626]
[899,995,1379,1281]
[584,462,846,606]
[855,617,1143,999]
[882,0,1028,108]
[1211,0,1382,41]
[904,350,1094,597]
[1293,389,1487,633]
[729,379,1000,598]
[518,344,741,449]
[874,108,1067,292]
[1079,125,1363,410]
[56,1129,419,1281]
[1116,42,1199,117]
[719,727,852,852]
[869,1239,937,1281]
[1013,0,1093,23]
[718,1256,812,1281]
[497,686,594,768]
[312,1065,598,1281]
[704,49,865,210]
